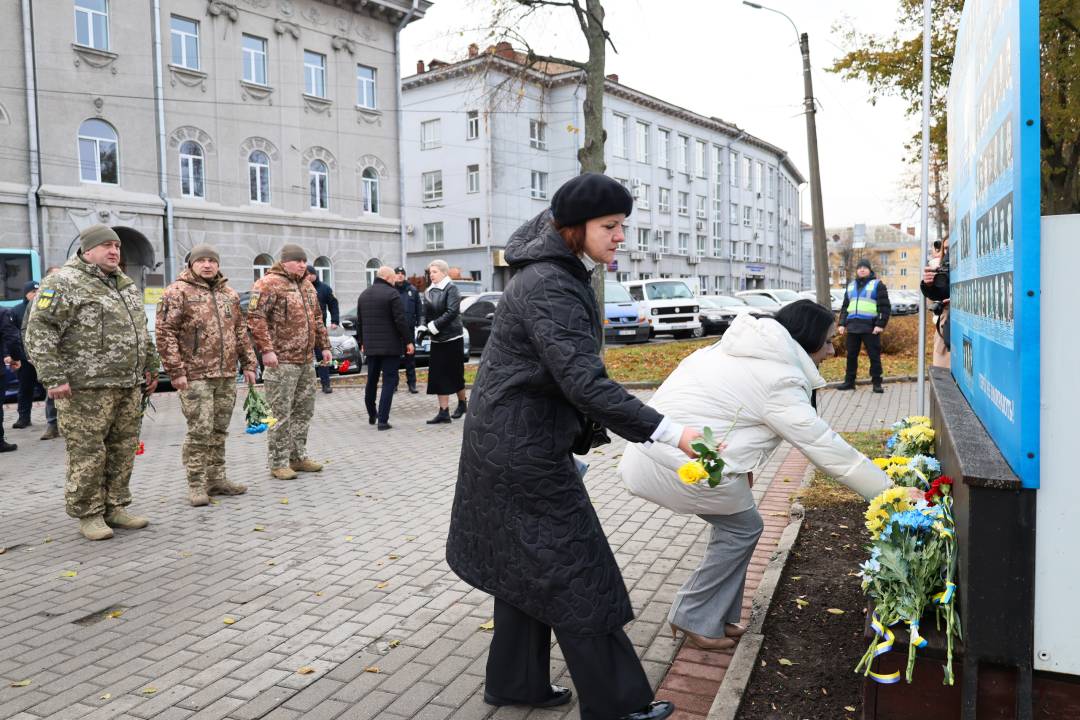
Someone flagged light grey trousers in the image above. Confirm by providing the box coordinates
[668,506,765,638]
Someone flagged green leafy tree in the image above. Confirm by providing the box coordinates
[1041,0,1080,215]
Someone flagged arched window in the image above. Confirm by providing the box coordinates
[253,253,273,281]
[314,256,332,285]
[179,140,204,198]
[365,257,380,287]
[78,118,118,184]
[309,159,329,209]
[248,150,270,204]
[361,167,379,214]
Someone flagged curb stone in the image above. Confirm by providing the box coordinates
[706,461,817,720]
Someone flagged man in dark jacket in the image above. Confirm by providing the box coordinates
[394,266,422,393]
[837,258,891,392]
[356,266,414,430]
[306,266,340,394]
[12,280,45,430]
[1,305,25,452]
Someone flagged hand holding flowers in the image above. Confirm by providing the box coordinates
[244,387,277,434]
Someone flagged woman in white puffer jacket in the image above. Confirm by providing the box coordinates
[619,300,889,650]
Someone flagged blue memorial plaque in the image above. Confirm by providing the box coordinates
[947,0,1040,487]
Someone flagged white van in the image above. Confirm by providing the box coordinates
[621,279,702,339]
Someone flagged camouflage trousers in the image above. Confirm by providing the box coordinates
[263,363,316,469]
[178,377,237,490]
[56,386,144,519]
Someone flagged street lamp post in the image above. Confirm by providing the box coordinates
[743,2,831,309]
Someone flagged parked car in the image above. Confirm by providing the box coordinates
[890,292,919,316]
[736,288,803,307]
[621,279,701,339]
[697,295,771,335]
[797,288,845,312]
[736,293,783,315]
[603,282,650,344]
[460,292,503,354]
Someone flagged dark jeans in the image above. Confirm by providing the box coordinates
[0,369,7,439]
[845,331,883,383]
[485,597,653,720]
[365,354,401,424]
[401,351,417,388]
[314,348,331,389]
[17,361,45,422]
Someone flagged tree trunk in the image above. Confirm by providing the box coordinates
[578,0,608,345]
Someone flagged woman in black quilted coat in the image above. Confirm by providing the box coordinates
[447,174,700,720]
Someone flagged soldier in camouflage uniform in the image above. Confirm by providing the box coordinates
[156,244,258,506]
[246,244,331,480]
[24,225,160,541]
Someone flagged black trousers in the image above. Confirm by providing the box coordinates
[401,351,417,388]
[314,348,331,389]
[364,354,400,423]
[17,360,43,422]
[0,369,7,439]
[845,331,883,383]
[485,597,653,720]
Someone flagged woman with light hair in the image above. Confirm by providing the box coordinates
[423,259,467,424]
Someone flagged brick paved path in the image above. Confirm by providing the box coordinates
[0,382,914,720]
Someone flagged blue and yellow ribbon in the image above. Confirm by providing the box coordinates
[909,620,928,649]
[933,581,957,605]
[867,613,902,684]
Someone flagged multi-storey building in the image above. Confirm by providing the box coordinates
[1,0,428,301]
[401,43,805,294]
[827,223,922,290]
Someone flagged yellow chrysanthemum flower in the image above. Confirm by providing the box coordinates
[906,416,931,426]
[264,417,278,427]
[864,486,915,539]
[678,461,709,485]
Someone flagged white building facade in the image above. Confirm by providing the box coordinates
[1,0,428,302]
[401,45,805,294]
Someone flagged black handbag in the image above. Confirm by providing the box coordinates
[571,417,611,455]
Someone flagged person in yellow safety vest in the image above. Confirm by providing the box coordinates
[836,258,891,393]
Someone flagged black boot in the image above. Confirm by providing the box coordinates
[451,399,468,419]
[836,380,856,391]
[0,439,17,452]
[619,701,675,720]
[12,417,30,429]
[408,383,418,394]
[872,381,884,394]
[426,408,452,424]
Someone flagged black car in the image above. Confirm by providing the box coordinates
[460,293,502,355]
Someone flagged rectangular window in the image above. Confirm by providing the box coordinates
[695,195,707,220]
[530,171,548,200]
[677,192,689,216]
[756,161,765,193]
[636,122,649,163]
[466,110,479,140]
[699,275,709,294]
[658,187,671,214]
[743,205,753,227]
[716,275,726,291]
[900,268,908,276]
[729,240,738,257]
[529,119,547,150]
[696,235,707,256]
[657,129,670,168]
[658,230,670,253]
[742,156,752,189]
[637,183,650,210]
[757,209,764,227]
[695,140,707,178]
[309,163,329,209]
[678,232,689,255]
[421,119,441,150]
[637,227,650,252]
[248,156,269,204]
[356,65,377,109]
[678,135,690,173]
[422,171,443,202]
[768,211,775,228]
[424,222,444,251]
[613,114,628,158]
[242,34,268,85]
[466,164,480,194]
[714,145,723,183]
[75,0,109,51]
[729,202,739,225]
[469,218,481,247]
[713,235,723,257]
[744,242,752,260]
[170,16,199,70]
[616,271,631,283]
[304,50,327,98]
[767,166,776,198]
[179,147,204,199]
[729,149,738,187]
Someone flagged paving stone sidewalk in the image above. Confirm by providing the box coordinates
[0,382,914,720]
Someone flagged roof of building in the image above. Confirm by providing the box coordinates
[403,43,806,185]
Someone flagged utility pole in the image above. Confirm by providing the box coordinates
[800,32,831,309]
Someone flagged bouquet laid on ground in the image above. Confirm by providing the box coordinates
[677,411,740,487]
[856,415,961,686]
[244,388,277,434]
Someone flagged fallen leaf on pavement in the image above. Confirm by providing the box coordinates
[107,610,124,619]
[404,535,416,541]
[179,551,192,558]
[795,599,809,608]
[297,666,316,675]
[10,679,31,687]
[60,571,77,578]
[375,581,388,589]
[209,499,220,505]
[827,608,845,615]
[388,639,400,648]
[267,560,276,566]
[100,693,111,700]
[344,536,354,542]
[280,498,289,505]
[778,658,794,666]
[253,525,265,532]
[223,617,236,625]
[364,666,380,673]
[479,619,495,631]
[141,687,157,695]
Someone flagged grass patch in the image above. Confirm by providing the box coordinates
[798,430,891,509]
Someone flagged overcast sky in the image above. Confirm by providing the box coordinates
[401,0,926,231]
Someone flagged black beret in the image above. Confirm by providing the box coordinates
[550,173,633,227]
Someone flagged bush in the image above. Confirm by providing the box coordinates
[832,314,924,357]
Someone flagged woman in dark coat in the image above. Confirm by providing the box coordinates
[446,174,700,720]
[423,259,468,423]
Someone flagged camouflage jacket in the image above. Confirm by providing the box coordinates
[156,269,257,381]
[246,264,329,364]
[24,253,159,390]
